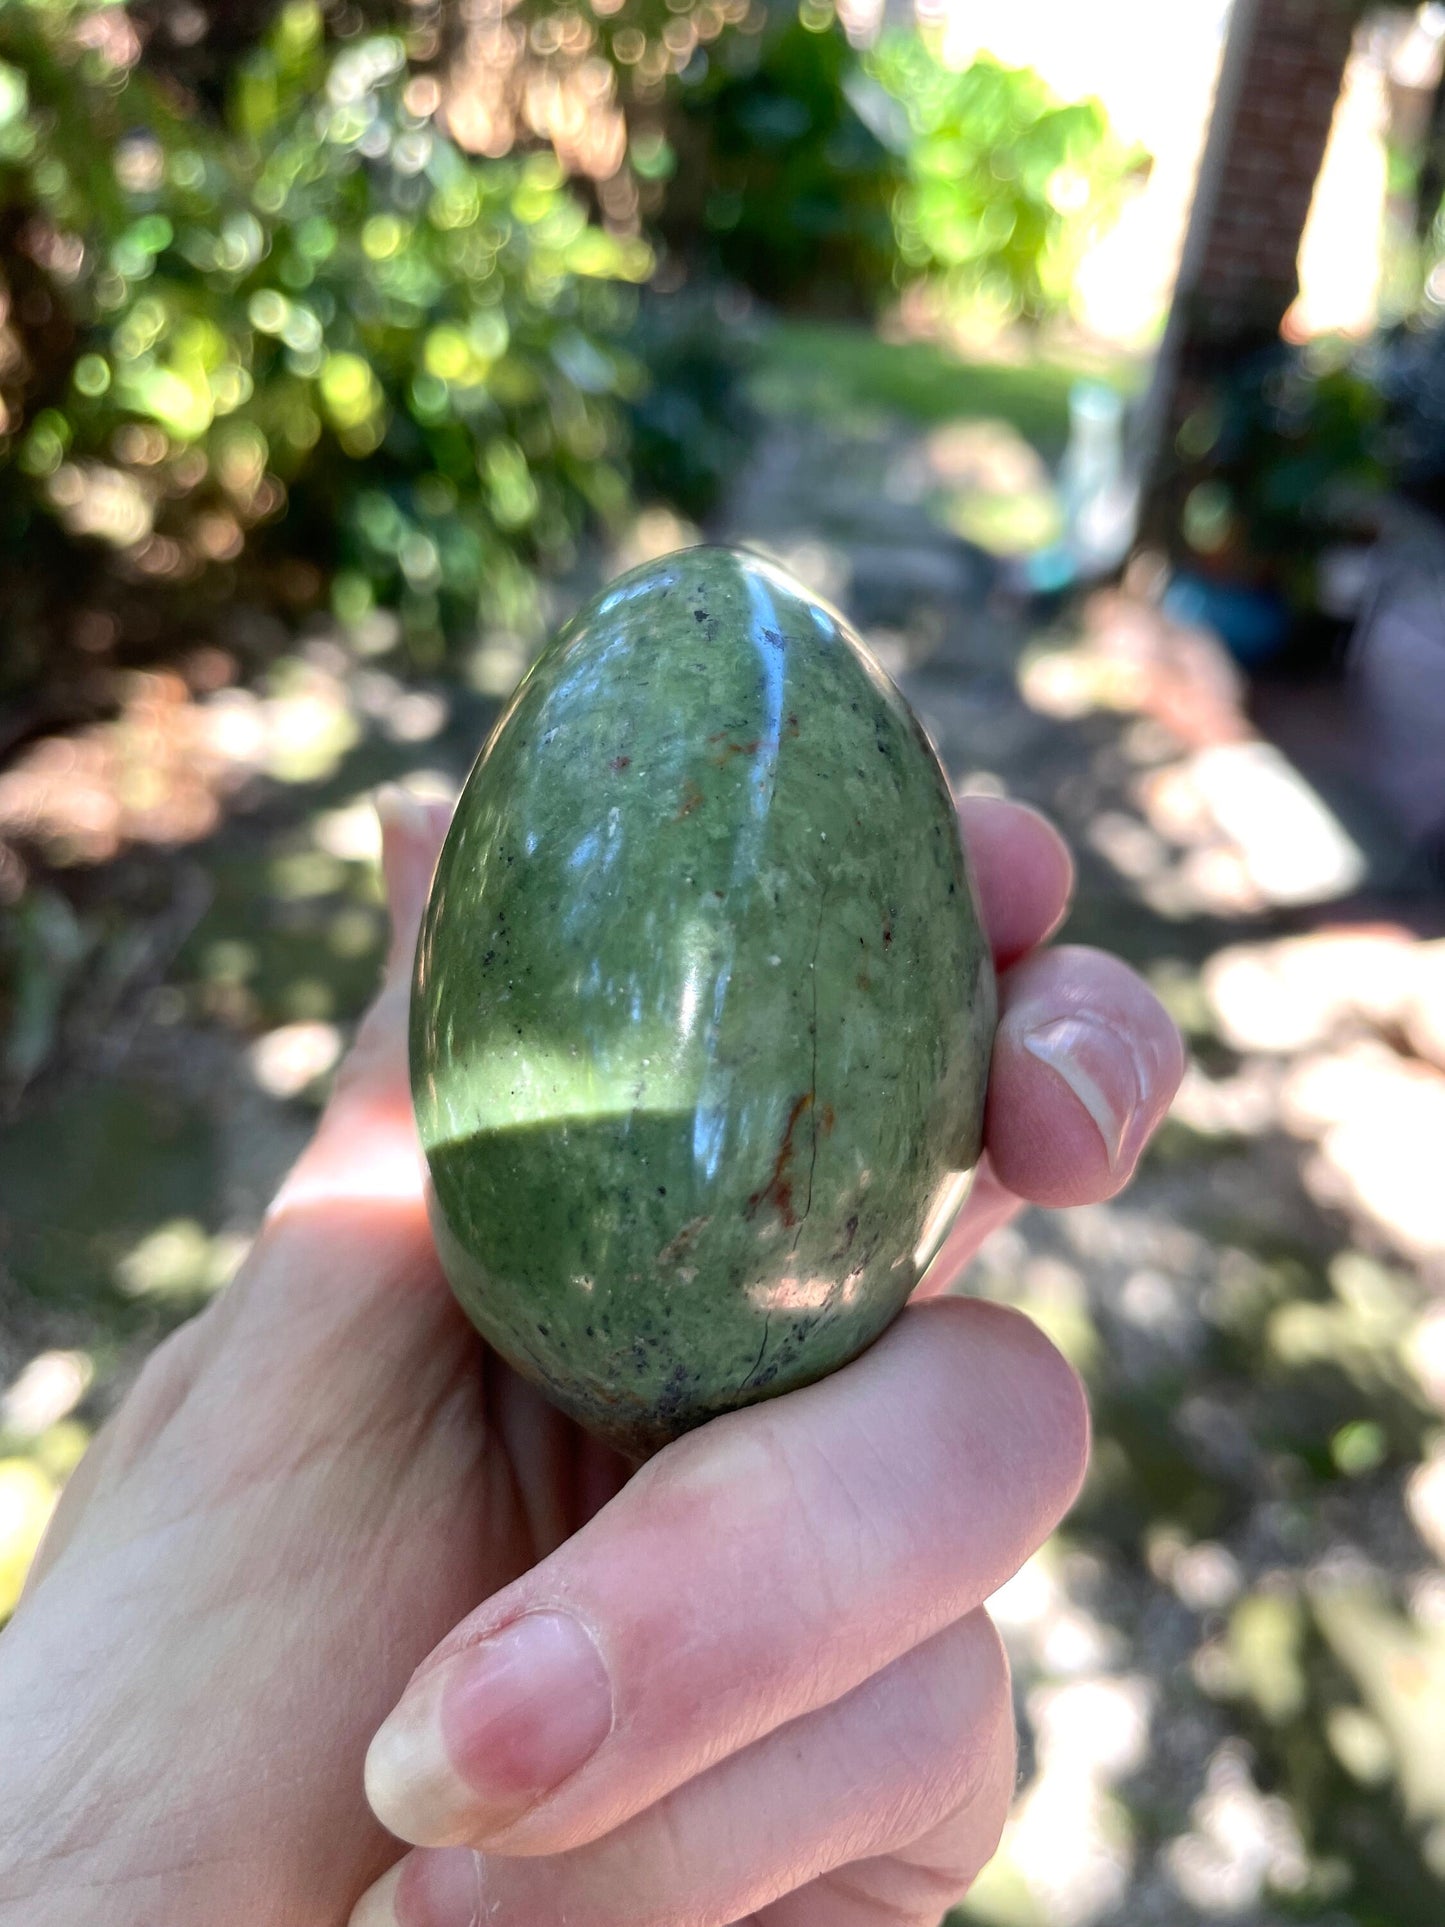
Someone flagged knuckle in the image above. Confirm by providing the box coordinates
[924,1300,1091,1543]
[930,1612,1014,1810]
[871,1611,1015,1839]
[783,1422,900,1621]
[104,1314,210,1468]
[966,1609,1013,1725]
[642,1408,887,1642]
[979,1302,1091,1517]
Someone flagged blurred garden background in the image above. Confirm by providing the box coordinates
[4,0,1445,1918]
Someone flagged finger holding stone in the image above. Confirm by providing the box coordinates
[956,795,1074,968]
[925,945,1184,1279]
[359,1299,1085,1859]
[349,1610,1014,1927]
[984,943,1186,1207]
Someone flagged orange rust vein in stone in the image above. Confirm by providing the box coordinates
[746,1091,814,1230]
[674,778,704,821]
[709,737,763,768]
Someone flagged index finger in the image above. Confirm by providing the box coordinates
[362,1295,1087,1857]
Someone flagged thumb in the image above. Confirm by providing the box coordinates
[378,785,455,980]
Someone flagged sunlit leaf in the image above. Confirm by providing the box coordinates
[120,363,214,439]
[318,352,383,432]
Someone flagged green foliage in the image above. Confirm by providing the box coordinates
[0,0,1146,681]
[1167,342,1387,607]
[0,0,650,666]
[868,36,1144,326]
[661,9,901,313]
[624,282,758,516]
[658,19,1142,328]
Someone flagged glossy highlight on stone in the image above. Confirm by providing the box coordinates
[411,546,996,1456]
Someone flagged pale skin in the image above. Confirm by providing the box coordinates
[0,791,1184,1927]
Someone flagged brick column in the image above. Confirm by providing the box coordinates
[1187,0,1361,346]
[1138,0,1364,513]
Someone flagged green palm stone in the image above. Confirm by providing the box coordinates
[411,546,996,1457]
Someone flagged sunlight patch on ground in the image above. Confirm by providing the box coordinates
[1183,743,1366,907]
[1314,1582,1445,1830]
[349,667,451,745]
[469,632,532,698]
[981,1676,1151,1925]
[610,506,703,576]
[249,1020,345,1100]
[1284,1044,1445,1261]
[743,537,852,612]
[1408,1306,1445,1413]
[230,662,362,784]
[1169,1057,1282,1140]
[0,1352,92,1440]
[1409,1450,1445,1565]
[312,796,387,865]
[1020,589,1249,746]
[0,649,371,874]
[1165,1741,1311,1912]
[1022,592,1366,915]
[115,1217,250,1301]
[1204,932,1443,1056]
[925,418,1064,557]
[1150,1533,1244,1613]
[973,1542,1151,1925]
[1199,932,1445,1261]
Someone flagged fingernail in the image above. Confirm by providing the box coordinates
[375,783,428,843]
[348,1860,403,1927]
[350,1851,487,1927]
[1021,1014,1146,1168]
[365,1613,613,1849]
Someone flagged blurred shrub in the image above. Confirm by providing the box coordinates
[1162,342,1387,641]
[1373,316,1445,516]
[868,36,1144,328]
[0,0,650,677]
[624,280,758,518]
[659,8,899,314]
[657,15,1141,327]
[0,0,1148,690]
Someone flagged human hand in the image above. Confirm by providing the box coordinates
[0,790,1182,1927]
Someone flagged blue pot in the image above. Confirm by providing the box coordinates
[1163,572,1293,668]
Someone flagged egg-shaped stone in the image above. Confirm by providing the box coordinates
[411,546,995,1457]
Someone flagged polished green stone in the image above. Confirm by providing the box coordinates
[411,546,996,1456]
